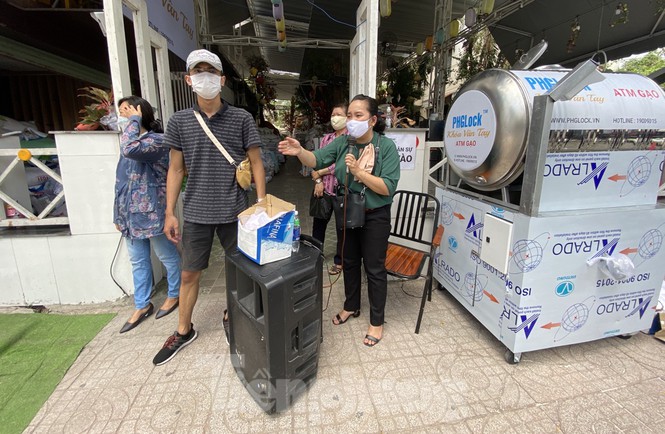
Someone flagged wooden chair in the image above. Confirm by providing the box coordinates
[386,190,444,333]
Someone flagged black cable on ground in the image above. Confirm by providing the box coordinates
[110,234,131,297]
[399,282,420,298]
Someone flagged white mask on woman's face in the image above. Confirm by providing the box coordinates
[330,115,347,131]
[117,116,130,132]
[345,119,371,138]
[189,72,222,99]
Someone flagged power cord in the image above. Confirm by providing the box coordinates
[110,234,131,297]
[301,234,341,313]
[319,165,357,312]
[321,255,342,313]
[399,282,420,298]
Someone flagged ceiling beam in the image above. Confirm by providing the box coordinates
[559,28,665,66]
[441,0,536,52]
[201,34,350,49]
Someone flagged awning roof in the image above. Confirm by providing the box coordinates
[206,0,665,96]
[1,1,662,101]
[491,0,665,67]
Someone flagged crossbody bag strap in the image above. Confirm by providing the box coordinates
[193,110,237,168]
[371,134,382,176]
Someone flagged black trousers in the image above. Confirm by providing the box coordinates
[341,204,391,326]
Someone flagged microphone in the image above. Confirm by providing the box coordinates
[346,137,356,174]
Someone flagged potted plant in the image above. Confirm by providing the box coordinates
[74,87,115,131]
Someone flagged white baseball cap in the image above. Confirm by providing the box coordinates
[186,49,223,72]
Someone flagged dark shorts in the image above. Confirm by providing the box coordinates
[181,221,238,271]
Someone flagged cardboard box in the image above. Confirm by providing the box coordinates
[238,194,296,265]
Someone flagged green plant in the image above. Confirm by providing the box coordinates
[75,87,113,131]
[384,57,430,120]
[456,27,507,85]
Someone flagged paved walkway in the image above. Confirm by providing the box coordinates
[21,157,665,433]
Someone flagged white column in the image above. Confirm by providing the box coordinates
[151,28,174,124]
[125,0,159,108]
[349,0,379,100]
[103,0,131,101]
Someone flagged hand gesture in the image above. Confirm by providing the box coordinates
[314,182,324,197]
[124,104,142,118]
[278,136,303,156]
[345,153,359,176]
[163,214,180,244]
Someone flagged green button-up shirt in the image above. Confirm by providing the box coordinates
[312,131,401,209]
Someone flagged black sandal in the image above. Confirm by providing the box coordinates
[332,310,360,325]
[364,334,382,347]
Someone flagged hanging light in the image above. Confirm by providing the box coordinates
[272,0,284,20]
[435,27,444,44]
[380,0,392,17]
[275,19,285,33]
[465,8,477,26]
[272,0,287,51]
[425,36,433,51]
[449,19,460,37]
[481,0,495,15]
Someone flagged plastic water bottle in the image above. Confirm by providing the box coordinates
[292,211,301,253]
[385,106,392,128]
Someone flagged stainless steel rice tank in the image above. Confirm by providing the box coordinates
[443,68,665,191]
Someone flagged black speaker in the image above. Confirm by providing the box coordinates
[225,241,323,413]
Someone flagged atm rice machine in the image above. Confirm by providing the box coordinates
[435,45,665,363]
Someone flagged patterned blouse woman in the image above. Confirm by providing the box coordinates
[113,96,181,333]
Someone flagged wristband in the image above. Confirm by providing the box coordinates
[256,197,266,203]
[315,178,322,184]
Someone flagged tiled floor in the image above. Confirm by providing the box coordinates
[20,157,665,433]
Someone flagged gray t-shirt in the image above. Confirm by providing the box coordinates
[165,102,261,224]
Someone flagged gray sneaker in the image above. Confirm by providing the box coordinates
[223,309,230,345]
[153,324,197,366]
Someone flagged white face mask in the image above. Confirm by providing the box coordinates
[330,115,347,131]
[346,119,371,138]
[117,116,129,132]
[190,72,222,99]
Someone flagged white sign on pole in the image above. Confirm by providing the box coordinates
[385,132,417,170]
[123,0,197,62]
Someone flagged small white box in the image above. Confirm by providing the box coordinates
[480,213,513,274]
[237,195,296,265]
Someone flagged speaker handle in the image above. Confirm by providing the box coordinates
[300,233,323,254]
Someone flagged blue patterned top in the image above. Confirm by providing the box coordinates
[113,116,169,239]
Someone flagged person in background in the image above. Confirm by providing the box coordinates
[311,103,347,275]
[114,95,181,334]
[278,94,400,347]
[153,49,266,365]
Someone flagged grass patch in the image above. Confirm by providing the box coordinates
[0,313,114,433]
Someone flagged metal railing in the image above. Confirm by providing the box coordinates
[0,148,68,227]
[426,141,446,191]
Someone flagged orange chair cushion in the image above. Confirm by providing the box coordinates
[386,242,426,279]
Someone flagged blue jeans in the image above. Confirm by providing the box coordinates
[125,234,181,309]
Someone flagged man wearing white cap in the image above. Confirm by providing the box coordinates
[153,49,266,365]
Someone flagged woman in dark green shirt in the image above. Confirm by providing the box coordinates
[279,94,400,347]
